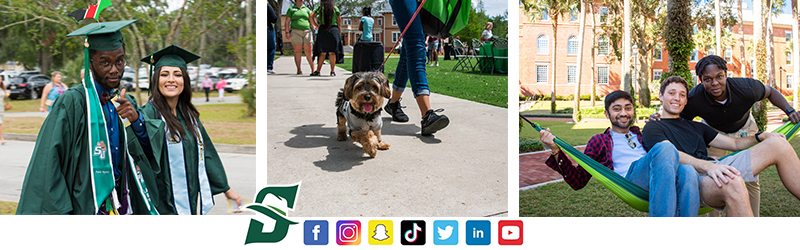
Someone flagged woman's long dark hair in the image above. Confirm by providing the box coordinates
[321,0,335,31]
[149,66,200,142]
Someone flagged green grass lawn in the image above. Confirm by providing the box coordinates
[519,119,800,217]
[336,58,508,108]
[3,101,255,145]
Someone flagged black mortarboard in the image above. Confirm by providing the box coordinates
[66,20,137,51]
[140,44,200,71]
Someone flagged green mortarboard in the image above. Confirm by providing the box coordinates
[66,20,137,51]
[140,44,200,71]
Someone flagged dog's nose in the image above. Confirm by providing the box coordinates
[365,95,371,101]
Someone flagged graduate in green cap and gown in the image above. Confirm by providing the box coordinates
[131,44,244,215]
[17,20,159,215]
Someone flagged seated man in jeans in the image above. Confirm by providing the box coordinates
[642,76,800,216]
[541,90,700,216]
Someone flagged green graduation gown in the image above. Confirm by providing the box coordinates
[16,85,154,215]
[131,102,231,215]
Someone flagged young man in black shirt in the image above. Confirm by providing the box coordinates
[642,76,800,216]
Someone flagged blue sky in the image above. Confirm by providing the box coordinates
[476,0,509,17]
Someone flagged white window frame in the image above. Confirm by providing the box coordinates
[787,51,793,65]
[536,64,548,84]
[653,69,663,81]
[690,49,698,62]
[377,18,383,26]
[654,43,663,62]
[724,46,732,62]
[598,37,609,56]
[392,16,397,26]
[343,19,351,25]
[788,74,794,90]
[392,31,401,43]
[708,48,716,56]
[598,66,609,85]
[691,70,697,84]
[567,64,578,84]
[751,59,756,76]
[567,35,578,55]
[787,31,793,41]
[537,34,549,55]
[727,71,733,78]
[600,7,609,24]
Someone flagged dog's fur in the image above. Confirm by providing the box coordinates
[336,71,392,157]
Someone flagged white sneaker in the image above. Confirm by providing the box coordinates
[268,70,276,74]
[436,62,439,67]
[430,63,434,67]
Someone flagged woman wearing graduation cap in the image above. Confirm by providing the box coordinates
[131,45,244,215]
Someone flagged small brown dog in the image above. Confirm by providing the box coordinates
[336,71,392,157]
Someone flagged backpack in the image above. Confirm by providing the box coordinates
[418,0,471,39]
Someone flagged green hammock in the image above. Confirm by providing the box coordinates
[523,115,800,214]
[520,115,714,214]
[718,121,800,160]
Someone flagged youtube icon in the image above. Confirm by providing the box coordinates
[498,220,523,245]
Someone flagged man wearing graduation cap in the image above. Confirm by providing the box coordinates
[16,20,159,215]
[130,44,244,215]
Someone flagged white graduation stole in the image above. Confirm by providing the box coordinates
[163,115,214,215]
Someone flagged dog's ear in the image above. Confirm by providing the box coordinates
[377,73,391,98]
[343,74,358,100]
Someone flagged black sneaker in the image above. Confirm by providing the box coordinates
[421,109,449,136]
[385,100,409,122]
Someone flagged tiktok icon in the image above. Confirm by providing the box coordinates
[400,220,426,245]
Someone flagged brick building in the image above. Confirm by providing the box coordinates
[520,3,797,98]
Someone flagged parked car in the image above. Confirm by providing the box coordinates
[137,75,150,90]
[224,74,249,92]
[7,74,50,99]
[187,66,198,81]
[217,72,237,80]
[120,75,135,92]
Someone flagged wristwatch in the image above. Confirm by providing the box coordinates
[785,107,796,116]
[755,131,763,142]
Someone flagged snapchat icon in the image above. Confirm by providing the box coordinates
[368,220,393,245]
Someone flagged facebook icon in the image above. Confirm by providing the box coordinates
[304,220,329,245]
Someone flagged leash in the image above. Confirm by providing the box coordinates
[381,0,427,67]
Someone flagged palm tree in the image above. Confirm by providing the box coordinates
[573,0,588,122]
[665,0,694,85]
[522,0,576,114]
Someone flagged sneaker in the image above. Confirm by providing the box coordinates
[310,71,320,76]
[268,69,276,74]
[384,100,409,122]
[420,109,449,136]
[435,62,439,67]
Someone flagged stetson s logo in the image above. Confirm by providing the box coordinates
[93,141,107,160]
[244,183,301,244]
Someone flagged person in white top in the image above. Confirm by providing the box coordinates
[480,22,493,43]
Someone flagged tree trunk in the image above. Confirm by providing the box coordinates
[793,0,799,109]
[246,0,254,77]
[665,0,693,87]
[739,0,747,77]
[754,0,769,131]
[591,3,597,108]
[716,0,722,55]
[638,16,651,108]
[768,8,776,88]
[623,0,632,93]
[573,0,587,122]
[550,17,558,114]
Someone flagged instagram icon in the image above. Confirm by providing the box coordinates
[336,220,361,245]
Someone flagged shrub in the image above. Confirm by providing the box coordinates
[240,76,256,116]
[519,137,543,153]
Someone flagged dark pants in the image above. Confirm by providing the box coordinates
[204,87,210,101]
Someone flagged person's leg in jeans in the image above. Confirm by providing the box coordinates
[268,29,276,71]
[626,142,700,216]
[386,0,448,135]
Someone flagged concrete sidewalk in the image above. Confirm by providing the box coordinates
[267,56,508,217]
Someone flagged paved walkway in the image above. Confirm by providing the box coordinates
[519,109,792,190]
[267,56,508,217]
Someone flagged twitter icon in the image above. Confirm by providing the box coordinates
[433,220,458,245]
